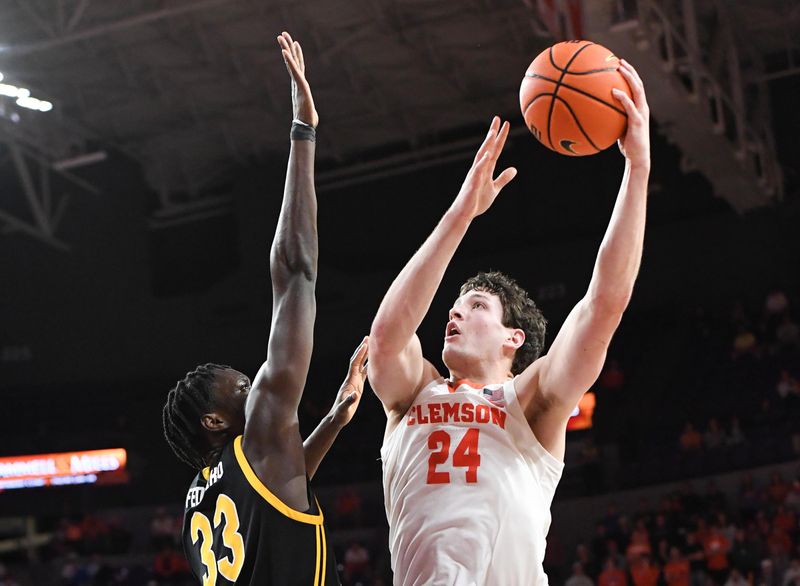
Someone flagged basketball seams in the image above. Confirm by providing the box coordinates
[547,48,619,76]
[524,73,627,116]
[563,67,619,75]
[552,95,601,154]
[522,91,555,117]
[545,42,595,151]
[523,41,628,155]
[547,41,594,73]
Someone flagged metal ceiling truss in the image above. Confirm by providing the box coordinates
[578,0,784,211]
[0,135,100,251]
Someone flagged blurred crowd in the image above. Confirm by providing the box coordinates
[552,468,800,586]
[0,287,798,585]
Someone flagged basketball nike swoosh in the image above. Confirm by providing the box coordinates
[560,139,577,153]
[605,54,617,62]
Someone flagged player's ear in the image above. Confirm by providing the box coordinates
[201,412,229,432]
[506,328,525,350]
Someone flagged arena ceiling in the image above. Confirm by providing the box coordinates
[0,0,797,246]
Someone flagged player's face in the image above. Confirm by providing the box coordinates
[211,369,250,434]
[442,290,512,372]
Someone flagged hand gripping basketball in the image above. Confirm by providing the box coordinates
[520,41,633,156]
[451,117,518,221]
[612,59,650,167]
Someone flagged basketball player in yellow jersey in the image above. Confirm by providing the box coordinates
[368,60,650,585]
[163,33,365,585]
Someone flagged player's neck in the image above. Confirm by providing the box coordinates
[447,365,512,388]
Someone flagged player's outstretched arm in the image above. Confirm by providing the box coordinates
[303,338,368,479]
[517,60,650,457]
[246,32,319,443]
[369,117,517,414]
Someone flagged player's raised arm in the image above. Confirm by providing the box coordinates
[303,338,368,479]
[517,60,651,456]
[369,117,517,414]
[246,32,320,439]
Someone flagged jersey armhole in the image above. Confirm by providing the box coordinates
[233,436,324,526]
[505,378,565,475]
[383,372,445,443]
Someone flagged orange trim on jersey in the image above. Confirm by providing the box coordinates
[233,435,323,525]
[446,378,486,393]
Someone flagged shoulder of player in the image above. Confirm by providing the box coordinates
[513,357,545,414]
[384,361,443,423]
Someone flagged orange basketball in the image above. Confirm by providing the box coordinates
[519,40,631,156]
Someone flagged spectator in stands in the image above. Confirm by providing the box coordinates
[715,513,737,545]
[655,539,671,566]
[705,482,729,514]
[663,547,690,586]
[773,505,796,536]
[777,371,800,400]
[651,513,676,552]
[630,554,660,586]
[150,507,176,551]
[775,314,799,351]
[684,532,707,586]
[694,518,711,544]
[607,539,628,572]
[724,567,749,586]
[334,486,364,529]
[704,418,728,451]
[627,520,653,561]
[602,504,623,538]
[153,542,189,585]
[680,423,703,452]
[576,543,600,581]
[80,513,109,555]
[759,558,779,586]
[739,472,763,519]
[592,523,610,562]
[729,528,760,581]
[565,562,595,586]
[727,417,747,447]
[342,541,371,586]
[785,478,800,512]
[732,324,759,360]
[704,524,732,584]
[764,290,789,318]
[61,516,84,555]
[598,558,627,586]
[768,473,791,505]
[783,558,800,586]
[766,524,792,559]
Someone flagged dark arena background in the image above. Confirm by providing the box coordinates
[1,1,799,585]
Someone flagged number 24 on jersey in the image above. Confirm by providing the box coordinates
[427,428,481,484]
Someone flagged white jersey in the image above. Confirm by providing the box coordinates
[381,376,564,586]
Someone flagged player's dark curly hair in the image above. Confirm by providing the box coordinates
[460,271,547,375]
[162,363,230,470]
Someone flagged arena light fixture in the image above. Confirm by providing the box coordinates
[0,71,53,112]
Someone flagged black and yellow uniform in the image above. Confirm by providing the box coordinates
[181,435,338,585]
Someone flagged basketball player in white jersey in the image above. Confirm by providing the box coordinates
[368,60,650,585]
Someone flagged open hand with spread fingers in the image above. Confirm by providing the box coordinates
[330,337,369,428]
[612,59,650,168]
[277,31,319,128]
[451,116,518,222]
